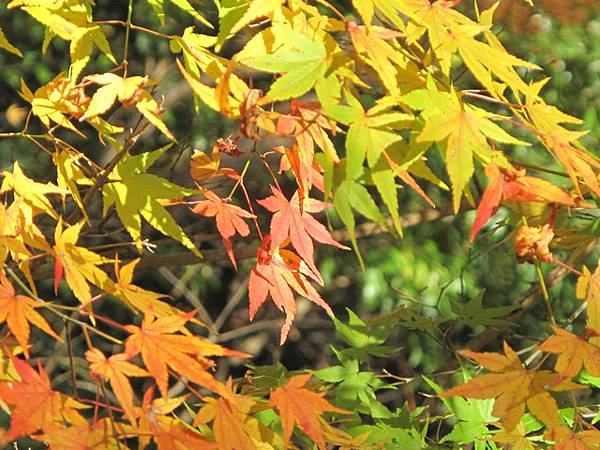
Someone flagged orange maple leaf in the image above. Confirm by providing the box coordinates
[0,355,87,440]
[441,342,583,431]
[470,164,576,241]
[0,272,61,357]
[191,190,255,269]
[546,425,600,450]
[39,418,122,450]
[249,236,333,343]
[258,186,348,278]
[194,378,262,450]
[269,374,349,450]
[86,348,150,424]
[124,314,245,397]
[538,327,600,378]
[136,386,215,450]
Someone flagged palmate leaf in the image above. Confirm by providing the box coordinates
[80,73,174,140]
[53,219,112,304]
[451,291,517,328]
[191,190,255,269]
[194,378,281,450]
[442,342,584,431]
[136,387,214,450]
[112,259,181,318]
[103,145,201,257]
[538,327,600,378]
[241,27,329,101]
[0,355,88,440]
[0,26,21,57]
[577,262,600,347]
[402,85,528,212]
[269,374,349,450]
[124,313,246,397]
[258,186,347,279]
[249,237,332,344]
[0,273,61,358]
[13,1,116,81]
[470,164,576,241]
[217,0,284,47]
[39,418,122,450]
[86,348,150,424]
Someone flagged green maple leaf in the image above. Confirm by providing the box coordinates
[241,27,329,101]
[103,145,201,257]
[402,84,527,212]
[451,291,516,328]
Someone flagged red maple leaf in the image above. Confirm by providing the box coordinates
[191,190,255,269]
[257,186,348,278]
[249,236,332,343]
[470,164,576,241]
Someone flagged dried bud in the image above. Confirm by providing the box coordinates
[239,89,264,140]
[515,224,554,263]
[215,137,241,156]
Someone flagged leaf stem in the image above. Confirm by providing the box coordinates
[535,261,556,327]
[123,0,134,75]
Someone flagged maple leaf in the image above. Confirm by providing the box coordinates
[195,378,269,450]
[403,86,528,212]
[470,164,576,241]
[0,355,87,439]
[189,143,238,182]
[10,1,116,81]
[269,374,348,450]
[86,348,150,424]
[345,21,409,96]
[112,258,180,318]
[124,313,245,397]
[276,100,337,196]
[79,73,174,139]
[0,26,21,56]
[136,386,215,450]
[546,425,600,450]
[441,342,583,431]
[1,161,68,220]
[222,0,285,46]
[489,422,538,450]
[258,186,347,277]
[0,272,61,357]
[102,145,201,257]
[249,236,334,344]
[577,262,600,345]
[241,27,329,101]
[538,327,600,378]
[191,190,255,269]
[53,219,112,304]
[39,418,122,450]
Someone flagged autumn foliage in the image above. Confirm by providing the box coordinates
[0,0,599,448]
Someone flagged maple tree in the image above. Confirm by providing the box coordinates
[0,0,599,448]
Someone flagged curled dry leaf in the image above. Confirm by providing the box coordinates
[515,224,555,263]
